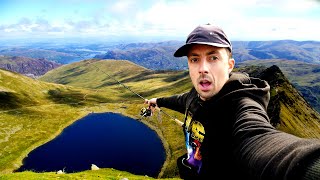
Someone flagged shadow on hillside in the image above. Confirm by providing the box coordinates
[97,70,155,88]
[97,70,189,90]
[162,71,189,83]
[121,77,191,99]
[47,89,85,106]
[46,89,111,106]
[56,68,87,85]
[0,91,24,110]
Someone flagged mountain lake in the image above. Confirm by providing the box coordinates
[15,112,166,178]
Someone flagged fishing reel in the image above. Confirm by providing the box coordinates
[140,103,156,117]
[140,107,152,117]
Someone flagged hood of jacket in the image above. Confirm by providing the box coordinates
[205,72,271,111]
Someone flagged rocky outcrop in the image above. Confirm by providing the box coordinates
[0,55,61,78]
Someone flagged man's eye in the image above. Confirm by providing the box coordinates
[209,56,218,61]
[190,58,198,62]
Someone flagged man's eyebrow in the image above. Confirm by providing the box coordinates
[188,52,199,56]
[189,50,217,56]
[206,50,217,55]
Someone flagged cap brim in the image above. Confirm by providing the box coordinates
[174,44,190,57]
[174,42,231,57]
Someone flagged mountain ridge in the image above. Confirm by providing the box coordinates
[238,64,320,137]
[238,59,320,113]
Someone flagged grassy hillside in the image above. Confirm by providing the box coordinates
[1,59,320,179]
[238,59,320,113]
[0,62,190,179]
[40,59,192,99]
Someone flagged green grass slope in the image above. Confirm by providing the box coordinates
[40,59,192,100]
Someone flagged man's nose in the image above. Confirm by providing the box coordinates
[199,59,209,74]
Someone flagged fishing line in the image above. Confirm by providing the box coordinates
[87,60,183,126]
[88,60,144,100]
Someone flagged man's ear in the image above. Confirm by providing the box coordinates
[228,58,235,73]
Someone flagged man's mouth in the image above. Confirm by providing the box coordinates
[199,80,212,91]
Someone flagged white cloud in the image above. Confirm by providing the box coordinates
[0,0,319,40]
[125,0,320,40]
[227,17,320,41]
[110,1,134,14]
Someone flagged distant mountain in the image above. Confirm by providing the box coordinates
[94,46,187,70]
[1,39,319,70]
[93,40,320,70]
[0,47,86,64]
[0,44,108,64]
[93,40,187,70]
[0,55,61,78]
[232,40,320,63]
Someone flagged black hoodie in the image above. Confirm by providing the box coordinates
[157,72,320,180]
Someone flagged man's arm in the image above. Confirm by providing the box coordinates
[233,97,320,179]
[145,88,197,114]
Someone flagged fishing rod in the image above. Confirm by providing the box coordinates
[88,60,183,127]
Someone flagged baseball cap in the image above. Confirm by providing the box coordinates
[174,24,232,57]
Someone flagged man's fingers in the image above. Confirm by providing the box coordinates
[144,99,149,104]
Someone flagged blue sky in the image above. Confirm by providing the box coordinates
[1,0,320,41]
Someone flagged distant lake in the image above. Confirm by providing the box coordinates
[16,112,166,178]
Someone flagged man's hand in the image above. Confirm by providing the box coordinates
[144,98,158,113]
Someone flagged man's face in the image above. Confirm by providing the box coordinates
[187,44,234,101]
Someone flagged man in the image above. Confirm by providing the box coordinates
[145,24,320,179]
